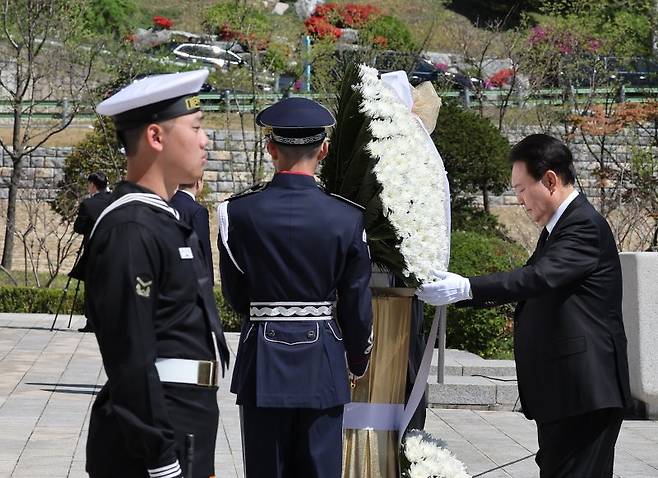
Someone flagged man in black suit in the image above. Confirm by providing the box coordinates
[73,172,112,333]
[170,177,214,283]
[74,172,112,245]
[418,134,632,478]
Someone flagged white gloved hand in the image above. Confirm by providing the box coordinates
[416,270,472,306]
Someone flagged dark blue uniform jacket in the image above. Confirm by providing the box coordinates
[170,189,214,283]
[218,173,373,409]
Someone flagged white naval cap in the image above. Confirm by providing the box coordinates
[96,69,209,131]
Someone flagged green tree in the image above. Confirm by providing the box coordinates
[52,118,126,222]
[432,101,510,214]
[0,0,96,269]
[537,0,653,57]
[83,0,137,37]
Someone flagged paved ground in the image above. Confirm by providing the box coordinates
[1,314,658,478]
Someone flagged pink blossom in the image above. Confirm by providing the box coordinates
[588,39,602,52]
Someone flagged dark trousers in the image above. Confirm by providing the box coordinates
[86,385,218,478]
[241,405,344,478]
[536,407,624,478]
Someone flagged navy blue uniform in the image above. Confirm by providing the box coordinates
[218,172,373,477]
[170,189,214,283]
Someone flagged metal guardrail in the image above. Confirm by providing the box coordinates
[1,85,657,120]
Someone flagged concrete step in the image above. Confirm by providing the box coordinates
[426,374,520,411]
[426,349,519,410]
[432,348,516,378]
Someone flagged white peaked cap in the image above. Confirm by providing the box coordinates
[96,69,209,116]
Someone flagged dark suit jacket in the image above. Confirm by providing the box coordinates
[468,194,632,424]
[73,191,113,244]
[170,190,214,283]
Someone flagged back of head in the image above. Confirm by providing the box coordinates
[88,172,108,191]
[509,134,576,185]
[273,142,324,162]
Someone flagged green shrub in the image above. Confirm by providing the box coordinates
[215,289,242,332]
[450,197,505,239]
[0,285,243,332]
[424,230,526,359]
[52,117,126,221]
[83,0,137,36]
[0,286,84,314]
[203,1,271,47]
[360,15,417,51]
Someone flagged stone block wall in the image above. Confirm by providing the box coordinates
[0,131,274,202]
[0,126,649,206]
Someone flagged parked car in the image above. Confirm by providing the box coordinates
[603,56,658,87]
[171,43,246,69]
[371,51,483,90]
[408,59,483,90]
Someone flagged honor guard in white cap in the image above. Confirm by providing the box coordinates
[217,97,373,477]
[74,69,229,478]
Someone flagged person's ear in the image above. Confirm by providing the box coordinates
[318,141,329,162]
[145,124,165,153]
[266,140,278,160]
[543,170,558,194]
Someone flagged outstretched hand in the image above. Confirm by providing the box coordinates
[416,270,472,306]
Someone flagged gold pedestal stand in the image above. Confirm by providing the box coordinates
[342,288,414,478]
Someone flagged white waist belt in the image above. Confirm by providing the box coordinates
[249,301,335,322]
[155,358,219,387]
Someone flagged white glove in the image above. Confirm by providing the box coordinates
[416,270,472,306]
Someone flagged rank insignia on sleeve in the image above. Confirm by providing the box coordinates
[135,277,152,298]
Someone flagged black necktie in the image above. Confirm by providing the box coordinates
[537,227,549,252]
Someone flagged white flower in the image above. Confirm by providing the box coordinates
[355,63,450,281]
[403,430,471,478]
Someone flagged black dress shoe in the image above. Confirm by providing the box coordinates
[78,324,93,333]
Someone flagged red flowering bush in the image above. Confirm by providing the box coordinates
[488,68,514,87]
[340,3,380,28]
[153,15,173,30]
[305,3,380,40]
[304,16,342,40]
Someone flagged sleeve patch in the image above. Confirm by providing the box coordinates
[135,276,152,298]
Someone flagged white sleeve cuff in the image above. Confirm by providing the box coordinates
[148,460,182,478]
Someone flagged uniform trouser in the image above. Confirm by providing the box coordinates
[86,385,218,478]
[241,405,344,478]
[536,407,624,478]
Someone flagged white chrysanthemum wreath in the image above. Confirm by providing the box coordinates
[354,64,450,283]
[403,430,471,478]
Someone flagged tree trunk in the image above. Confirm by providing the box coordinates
[2,159,23,269]
[482,185,490,213]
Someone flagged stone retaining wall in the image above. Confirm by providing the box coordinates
[0,126,648,205]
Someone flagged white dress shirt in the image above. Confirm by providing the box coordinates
[546,189,579,235]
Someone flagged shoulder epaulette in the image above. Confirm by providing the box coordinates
[328,192,365,211]
[226,182,269,202]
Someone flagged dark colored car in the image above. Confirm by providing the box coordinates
[603,56,658,87]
